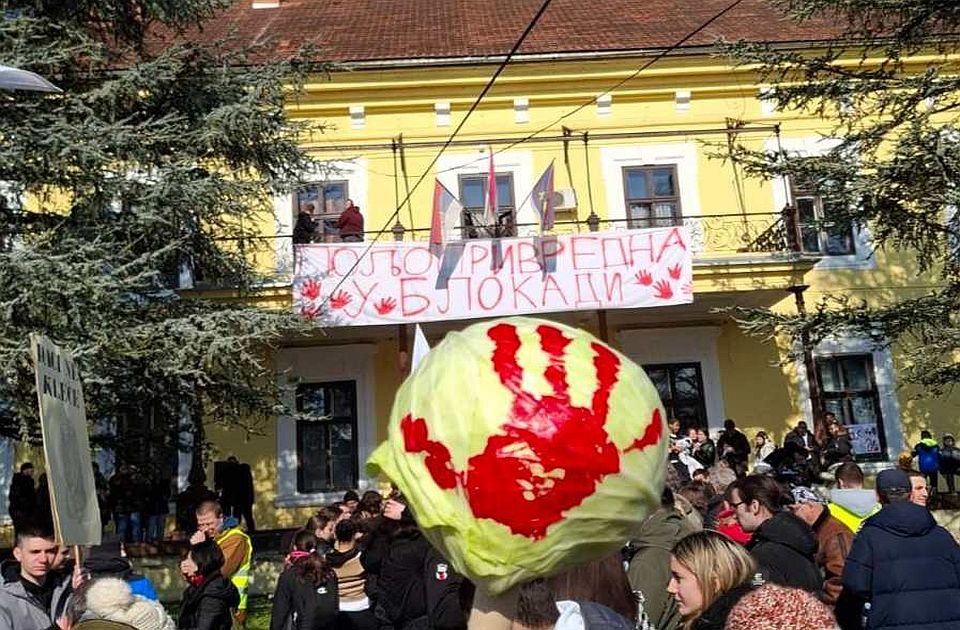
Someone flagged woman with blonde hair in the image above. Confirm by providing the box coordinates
[667,530,756,630]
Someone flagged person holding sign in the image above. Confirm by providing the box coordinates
[0,521,83,630]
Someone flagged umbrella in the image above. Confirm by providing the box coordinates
[0,64,61,93]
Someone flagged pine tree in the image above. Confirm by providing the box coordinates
[0,2,322,464]
[720,1,960,394]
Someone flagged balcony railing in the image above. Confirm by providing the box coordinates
[185,208,808,289]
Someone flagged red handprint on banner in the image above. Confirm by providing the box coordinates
[300,303,322,320]
[329,290,352,310]
[375,297,397,315]
[668,264,682,281]
[681,282,693,296]
[634,270,653,286]
[653,279,674,300]
[299,278,321,301]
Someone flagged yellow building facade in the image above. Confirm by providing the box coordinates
[5,3,957,533]
[195,41,960,529]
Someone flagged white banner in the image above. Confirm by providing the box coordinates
[294,227,693,326]
[31,334,102,546]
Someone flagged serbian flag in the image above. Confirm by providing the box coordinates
[531,161,556,232]
[430,180,463,254]
[482,147,498,236]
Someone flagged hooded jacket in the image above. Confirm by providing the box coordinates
[177,574,239,630]
[828,489,880,533]
[268,565,338,630]
[746,511,821,594]
[838,502,960,630]
[0,570,73,630]
[626,508,692,630]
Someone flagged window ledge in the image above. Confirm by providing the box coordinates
[274,491,354,508]
[812,253,876,271]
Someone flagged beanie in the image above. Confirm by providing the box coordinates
[725,584,839,630]
[83,578,134,618]
[110,598,176,630]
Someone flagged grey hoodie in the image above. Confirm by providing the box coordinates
[0,572,72,630]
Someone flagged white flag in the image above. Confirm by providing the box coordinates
[411,324,430,371]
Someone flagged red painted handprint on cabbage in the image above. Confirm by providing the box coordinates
[400,322,663,539]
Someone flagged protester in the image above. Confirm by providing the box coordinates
[109,466,142,544]
[788,487,852,605]
[716,419,750,471]
[342,490,360,514]
[691,428,716,468]
[822,421,853,469]
[940,433,959,494]
[725,583,839,630]
[174,469,217,534]
[677,481,715,529]
[0,520,77,630]
[357,491,382,519]
[784,421,820,476]
[547,555,636,626]
[828,462,880,533]
[626,488,696,630]
[93,463,111,532]
[752,432,775,466]
[907,469,929,507]
[913,430,940,497]
[668,418,691,481]
[270,530,339,630]
[83,539,159,601]
[514,576,633,630]
[145,473,170,545]
[8,462,36,531]
[177,539,240,630]
[361,496,467,630]
[715,486,751,546]
[666,530,756,630]
[77,577,174,629]
[327,518,375,630]
[191,500,252,625]
[836,469,960,630]
[293,207,318,244]
[36,473,53,526]
[337,200,364,242]
[307,506,341,555]
[729,475,820,593]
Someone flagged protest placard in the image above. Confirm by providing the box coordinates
[30,334,101,546]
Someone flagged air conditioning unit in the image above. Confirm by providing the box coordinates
[551,188,577,211]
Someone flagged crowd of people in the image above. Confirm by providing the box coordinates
[3,419,960,630]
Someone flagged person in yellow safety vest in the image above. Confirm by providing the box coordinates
[828,461,881,533]
[192,499,253,627]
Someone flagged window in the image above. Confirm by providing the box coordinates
[295,181,349,240]
[296,381,358,492]
[643,363,707,429]
[458,173,516,238]
[622,166,681,229]
[791,175,855,255]
[816,354,886,460]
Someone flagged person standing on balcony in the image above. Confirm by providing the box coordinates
[337,199,364,242]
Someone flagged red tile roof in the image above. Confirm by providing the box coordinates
[184,0,838,64]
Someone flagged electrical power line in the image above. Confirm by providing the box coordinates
[313,0,748,308]
[314,0,556,308]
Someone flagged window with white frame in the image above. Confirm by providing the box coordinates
[622,165,682,229]
[816,354,886,460]
[458,173,516,238]
[294,180,350,243]
[790,172,856,256]
[295,380,358,492]
[643,362,707,429]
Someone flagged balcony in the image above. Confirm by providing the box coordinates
[180,208,813,291]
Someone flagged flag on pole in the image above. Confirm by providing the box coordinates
[483,147,498,236]
[531,161,556,233]
[430,180,464,254]
[411,324,430,371]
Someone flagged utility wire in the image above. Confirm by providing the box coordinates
[313,0,556,308]
[312,0,747,307]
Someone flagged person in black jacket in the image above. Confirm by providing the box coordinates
[822,421,854,469]
[8,462,36,531]
[178,539,239,630]
[716,420,750,472]
[729,475,821,594]
[270,530,339,630]
[836,469,960,630]
[362,497,468,630]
